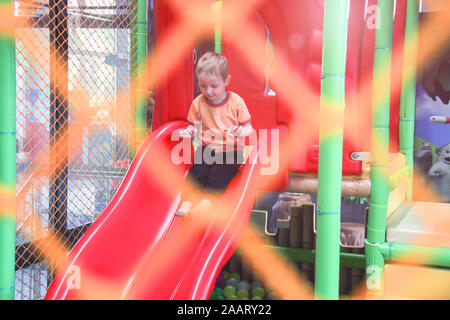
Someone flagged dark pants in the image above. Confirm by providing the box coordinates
[181,146,244,205]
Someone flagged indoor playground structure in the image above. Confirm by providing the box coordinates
[0,0,449,300]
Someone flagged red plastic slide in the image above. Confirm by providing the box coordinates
[44,120,268,299]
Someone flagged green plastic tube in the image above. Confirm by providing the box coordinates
[135,0,149,148]
[0,0,16,300]
[366,0,395,296]
[388,166,413,190]
[265,246,366,269]
[314,0,349,300]
[399,0,419,200]
[214,1,222,54]
[380,242,450,268]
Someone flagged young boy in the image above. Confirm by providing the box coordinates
[175,52,254,216]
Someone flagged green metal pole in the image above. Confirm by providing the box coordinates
[266,246,366,269]
[314,0,349,300]
[135,0,148,149]
[0,0,16,300]
[388,166,413,190]
[129,1,137,157]
[214,1,222,54]
[365,0,395,296]
[399,0,419,200]
[379,242,450,268]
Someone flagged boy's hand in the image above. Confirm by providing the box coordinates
[228,125,243,137]
[228,123,253,137]
[177,126,195,138]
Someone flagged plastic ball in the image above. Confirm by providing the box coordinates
[223,285,236,298]
[251,281,262,289]
[252,286,265,299]
[213,287,224,297]
[215,295,226,300]
[251,296,263,300]
[225,278,239,289]
[267,291,278,300]
[227,295,238,300]
[222,271,230,281]
[229,272,241,282]
[237,289,249,299]
[237,281,250,291]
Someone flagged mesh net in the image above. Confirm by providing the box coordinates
[15,0,139,300]
[10,0,449,301]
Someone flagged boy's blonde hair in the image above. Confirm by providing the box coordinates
[196,52,229,80]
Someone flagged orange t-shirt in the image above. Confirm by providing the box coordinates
[187,91,251,152]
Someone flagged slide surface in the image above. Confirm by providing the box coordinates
[44,120,263,299]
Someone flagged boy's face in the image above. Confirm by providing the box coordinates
[197,72,230,104]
